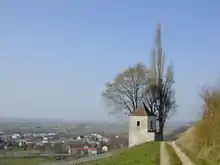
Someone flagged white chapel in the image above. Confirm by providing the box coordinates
[128,103,157,147]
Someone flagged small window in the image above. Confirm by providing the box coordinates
[150,121,153,130]
[137,121,140,126]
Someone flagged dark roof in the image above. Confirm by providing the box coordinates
[131,103,156,116]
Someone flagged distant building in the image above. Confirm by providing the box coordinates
[67,145,71,155]
[48,132,57,136]
[4,143,13,150]
[42,140,48,143]
[76,136,81,141]
[102,145,108,152]
[88,148,97,155]
[12,133,20,139]
[128,103,157,147]
[43,137,48,141]
[19,141,23,148]
[67,142,98,156]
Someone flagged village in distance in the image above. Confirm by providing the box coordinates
[0,118,192,159]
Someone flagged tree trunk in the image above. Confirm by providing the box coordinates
[159,121,164,141]
[158,80,164,141]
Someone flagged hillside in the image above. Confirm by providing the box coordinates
[83,142,160,165]
[176,87,220,165]
[164,124,194,141]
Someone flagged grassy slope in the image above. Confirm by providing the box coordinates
[164,125,193,141]
[176,144,202,165]
[84,142,160,165]
[176,87,220,165]
[176,126,219,165]
[175,126,201,164]
[165,143,182,165]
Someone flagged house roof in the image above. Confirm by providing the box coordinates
[131,103,156,116]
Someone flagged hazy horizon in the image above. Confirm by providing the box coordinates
[0,116,192,127]
[0,1,219,123]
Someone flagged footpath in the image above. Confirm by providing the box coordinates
[160,141,195,165]
[170,141,195,165]
[160,141,170,165]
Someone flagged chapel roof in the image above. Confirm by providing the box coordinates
[131,103,156,116]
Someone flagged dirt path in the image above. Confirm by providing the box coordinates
[160,142,170,165]
[171,141,195,165]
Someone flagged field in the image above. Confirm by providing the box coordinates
[83,142,160,165]
[0,149,41,157]
[0,158,53,165]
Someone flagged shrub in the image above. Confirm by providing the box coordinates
[192,86,220,164]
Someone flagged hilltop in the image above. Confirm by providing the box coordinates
[83,142,160,165]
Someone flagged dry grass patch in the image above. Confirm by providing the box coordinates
[177,86,220,165]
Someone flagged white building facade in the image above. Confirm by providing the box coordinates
[128,103,157,147]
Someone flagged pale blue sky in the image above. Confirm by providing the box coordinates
[0,0,219,122]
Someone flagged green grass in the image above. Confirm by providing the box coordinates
[0,158,54,165]
[84,142,160,165]
[0,149,41,157]
[165,143,182,165]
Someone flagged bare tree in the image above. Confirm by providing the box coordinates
[102,63,149,115]
[102,24,175,140]
[145,24,176,140]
